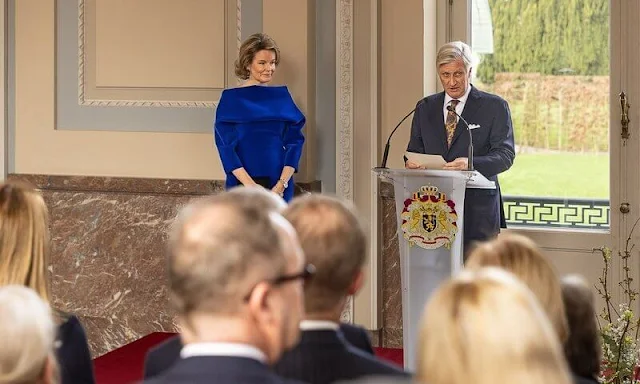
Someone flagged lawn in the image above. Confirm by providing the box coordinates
[498,152,609,199]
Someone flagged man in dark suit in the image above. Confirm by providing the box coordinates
[143,323,374,379]
[142,187,375,380]
[144,192,308,384]
[273,194,409,384]
[406,41,515,255]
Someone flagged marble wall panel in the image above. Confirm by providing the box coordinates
[8,174,319,357]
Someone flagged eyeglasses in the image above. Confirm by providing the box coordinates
[243,263,316,302]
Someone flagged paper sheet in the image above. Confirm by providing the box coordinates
[405,152,446,169]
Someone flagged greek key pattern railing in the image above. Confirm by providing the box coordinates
[503,196,610,229]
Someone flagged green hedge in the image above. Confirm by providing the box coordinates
[477,0,609,84]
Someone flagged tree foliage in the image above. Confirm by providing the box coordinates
[477,0,609,83]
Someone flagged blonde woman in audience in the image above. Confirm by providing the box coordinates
[0,181,95,384]
[416,267,572,384]
[0,285,59,384]
[465,233,569,343]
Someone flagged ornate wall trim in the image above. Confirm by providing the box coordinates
[77,0,241,108]
[336,0,353,201]
[336,0,354,323]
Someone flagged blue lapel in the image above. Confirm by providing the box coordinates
[449,86,482,150]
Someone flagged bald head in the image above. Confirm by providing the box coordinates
[168,192,289,316]
[226,186,288,213]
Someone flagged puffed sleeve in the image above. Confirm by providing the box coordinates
[283,116,306,170]
[214,120,243,174]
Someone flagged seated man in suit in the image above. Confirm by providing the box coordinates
[143,188,374,380]
[274,194,409,383]
[144,191,309,384]
[144,319,375,379]
[144,318,374,379]
[405,41,515,255]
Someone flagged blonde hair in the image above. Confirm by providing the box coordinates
[0,285,58,384]
[465,233,569,342]
[234,33,280,80]
[0,182,51,303]
[283,194,366,312]
[416,268,572,384]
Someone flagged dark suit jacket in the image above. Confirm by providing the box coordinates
[143,356,305,384]
[56,314,96,384]
[337,323,374,355]
[572,373,599,384]
[407,86,516,251]
[143,324,374,379]
[272,329,409,384]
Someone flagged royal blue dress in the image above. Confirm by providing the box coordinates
[214,85,306,202]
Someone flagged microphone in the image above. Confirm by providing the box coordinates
[446,104,474,171]
[380,99,425,168]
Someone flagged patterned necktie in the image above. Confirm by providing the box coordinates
[445,99,460,147]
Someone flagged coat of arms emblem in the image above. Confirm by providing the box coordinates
[400,185,458,250]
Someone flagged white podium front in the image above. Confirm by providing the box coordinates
[373,168,494,371]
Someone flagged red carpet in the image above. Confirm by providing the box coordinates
[93,332,403,384]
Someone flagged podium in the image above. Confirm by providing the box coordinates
[373,168,495,371]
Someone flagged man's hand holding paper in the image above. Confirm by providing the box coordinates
[404,152,446,169]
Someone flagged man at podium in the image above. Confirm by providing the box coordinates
[405,41,515,255]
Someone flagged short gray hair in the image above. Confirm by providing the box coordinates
[0,285,57,384]
[436,41,477,72]
[226,186,287,213]
[168,193,288,316]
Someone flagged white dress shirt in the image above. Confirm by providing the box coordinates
[443,85,472,123]
[299,320,340,331]
[180,342,267,364]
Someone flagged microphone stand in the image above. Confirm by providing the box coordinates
[379,102,424,168]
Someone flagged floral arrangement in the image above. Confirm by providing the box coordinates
[596,219,640,384]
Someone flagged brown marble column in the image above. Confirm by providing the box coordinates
[380,182,403,348]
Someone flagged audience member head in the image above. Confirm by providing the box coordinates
[561,274,601,379]
[168,192,307,364]
[283,194,366,319]
[416,268,572,384]
[0,182,51,302]
[465,233,568,342]
[226,185,287,212]
[235,33,280,84]
[0,285,58,384]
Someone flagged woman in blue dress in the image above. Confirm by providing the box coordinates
[214,33,306,202]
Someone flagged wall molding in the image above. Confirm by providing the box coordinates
[336,0,354,323]
[77,0,241,108]
[336,0,353,202]
[367,0,380,331]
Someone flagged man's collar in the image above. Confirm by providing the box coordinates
[180,342,267,363]
[299,320,340,331]
[444,84,472,106]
